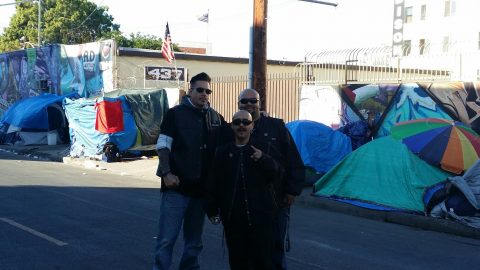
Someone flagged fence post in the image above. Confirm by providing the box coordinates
[397,57,402,82]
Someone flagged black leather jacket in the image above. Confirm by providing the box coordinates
[205,141,284,226]
[251,115,305,198]
[156,96,226,197]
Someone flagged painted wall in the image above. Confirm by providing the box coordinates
[338,82,480,136]
[0,40,114,117]
[297,81,480,137]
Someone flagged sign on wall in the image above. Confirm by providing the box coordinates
[145,66,185,81]
[392,0,405,57]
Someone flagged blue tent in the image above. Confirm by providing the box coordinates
[64,96,137,157]
[286,120,352,175]
[1,94,67,130]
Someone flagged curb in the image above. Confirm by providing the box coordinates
[296,191,480,240]
[0,146,64,162]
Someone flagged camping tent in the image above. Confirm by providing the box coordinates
[286,120,351,178]
[0,94,69,145]
[425,160,480,228]
[63,89,169,158]
[104,89,169,147]
[313,136,452,212]
[64,96,137,157]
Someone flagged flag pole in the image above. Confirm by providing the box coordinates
[173,56,180,91]
[169,23,180,90]
[206,9,209,54]
[162,22,180,90]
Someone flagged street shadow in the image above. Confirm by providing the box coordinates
[0,185,229,270]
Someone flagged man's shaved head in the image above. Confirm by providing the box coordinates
[238,88,260,120]
[238,88,260,100]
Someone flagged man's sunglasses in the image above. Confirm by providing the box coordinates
[239,98,259,104]
[193,87,212,95]
[232,118,253,126]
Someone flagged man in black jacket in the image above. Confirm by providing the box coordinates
[206,110,284,270]
[153,72,226,270]
[237,88,305,270]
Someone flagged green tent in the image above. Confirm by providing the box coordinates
[313,136,452,212]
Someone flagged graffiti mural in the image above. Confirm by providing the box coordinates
[341,84,399,130]
[424,82,480,134]
[377,83,453,136]
[0,45,60,116]
[339,82,480,137]
[0,40,114,117]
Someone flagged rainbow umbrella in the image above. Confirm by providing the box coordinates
[391,118,480,174]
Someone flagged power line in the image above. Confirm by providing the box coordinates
[65,0,105,38]
[0,0,34,7]
[297,0,338,7]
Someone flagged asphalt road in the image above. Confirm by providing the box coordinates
[1,151,480,270]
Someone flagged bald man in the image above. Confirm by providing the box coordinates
[237,89,305,270]
[206,110,284,270]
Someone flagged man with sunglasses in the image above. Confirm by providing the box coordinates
[206,110,284,270]
[153,72,226,270]
[237,88,305,270]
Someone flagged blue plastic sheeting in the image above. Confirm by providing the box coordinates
[423,181,447,208]
[1,94,67,129]
[64,97,137,157]
[316,195,410,212]
[64,98,108,157]
[286,120,352,174]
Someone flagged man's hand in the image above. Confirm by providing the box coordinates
[250,145,263,161]
[163,173,180,188]
[284,194,296,207]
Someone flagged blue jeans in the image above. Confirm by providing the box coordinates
[272,207,289,270]
[153,190,205,270]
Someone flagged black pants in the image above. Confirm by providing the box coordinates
[224,217,274,270]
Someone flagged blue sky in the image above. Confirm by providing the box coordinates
[0,0,394,61]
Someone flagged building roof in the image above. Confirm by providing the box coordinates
[116,47,300,67]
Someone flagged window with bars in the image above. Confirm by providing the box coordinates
[419,39,427,55]
[443,36,450,53]
[420,5,426,20]
[403,40,411,56]
[444,0,456,17]
[405,6,413,23]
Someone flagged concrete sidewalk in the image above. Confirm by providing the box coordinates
[1,143,480,239]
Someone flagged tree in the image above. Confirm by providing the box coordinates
[112,32,181,51]
[0,0,119,52]
[0,0,182,52]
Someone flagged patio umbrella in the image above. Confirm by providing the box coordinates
[391,118,480,174]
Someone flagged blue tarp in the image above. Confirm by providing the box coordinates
[1,94,67,129]
[64,96,137,157]
[286,120,352,174]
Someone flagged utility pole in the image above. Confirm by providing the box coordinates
[37,0,42,46]
[252,0,268,111]
[250,0,336,112]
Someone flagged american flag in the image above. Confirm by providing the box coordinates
[161,23,175,64]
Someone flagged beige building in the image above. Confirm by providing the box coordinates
[114,47,299,91]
